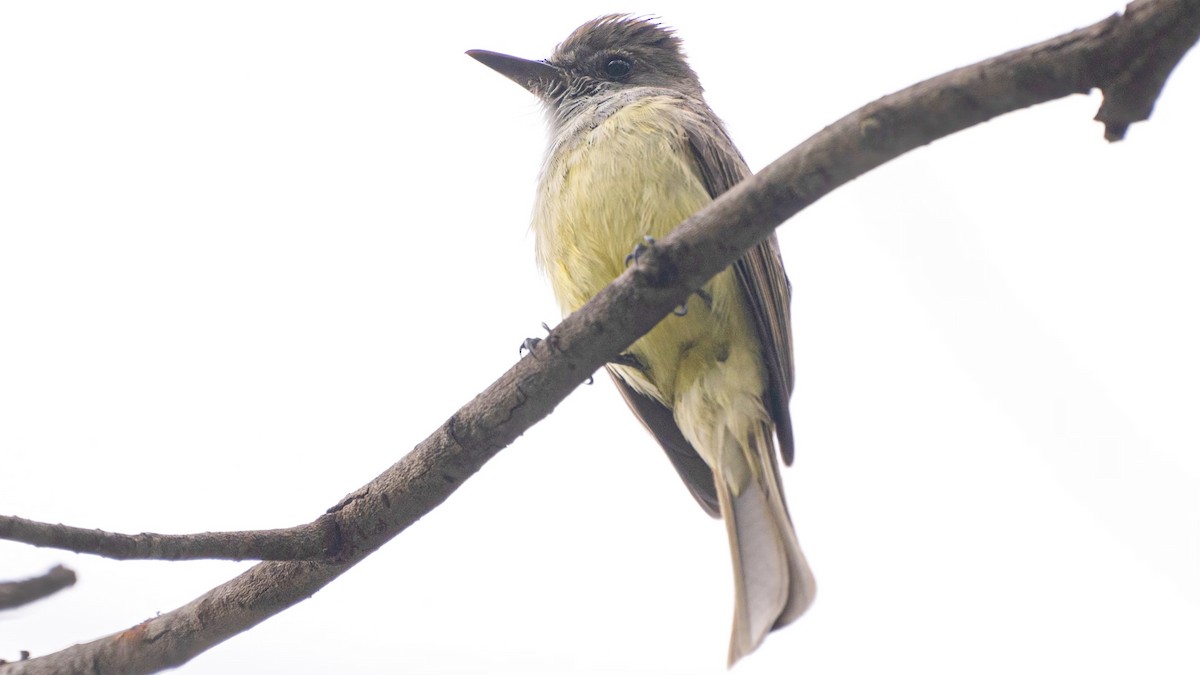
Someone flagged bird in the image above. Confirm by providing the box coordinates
[468,15,815,665]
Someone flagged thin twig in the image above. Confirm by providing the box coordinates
[0,566,77,611]
[0,515,338,561]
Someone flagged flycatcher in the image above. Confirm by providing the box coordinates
[469,15,815,664]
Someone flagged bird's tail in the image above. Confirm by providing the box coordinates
[718,424,815,666]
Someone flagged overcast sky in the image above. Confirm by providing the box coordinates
[2,1,1198,673]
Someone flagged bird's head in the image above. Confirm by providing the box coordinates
[468,15,702,108]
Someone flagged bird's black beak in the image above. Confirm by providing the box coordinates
[467,49,564,98]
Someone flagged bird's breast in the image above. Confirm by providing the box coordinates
[533,95,712,313]
[531,95,762,408]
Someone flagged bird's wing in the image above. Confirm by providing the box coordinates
[604,101,797,516]
[682,108,797,464]
[607,367,720,516]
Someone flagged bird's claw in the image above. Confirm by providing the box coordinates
[624,235,657,267]
[519,337,542,356]
[519,322,555,356]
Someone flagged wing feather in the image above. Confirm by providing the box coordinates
[683,110,797,464]
[607,367,720,516]
[604,98,798,518]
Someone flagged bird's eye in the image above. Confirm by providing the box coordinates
[603,57,632,78]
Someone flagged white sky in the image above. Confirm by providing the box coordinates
[2,1,1198,673]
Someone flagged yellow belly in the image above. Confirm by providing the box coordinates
[532,96,765,414]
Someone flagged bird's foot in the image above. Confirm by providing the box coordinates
[519,337,541,355]
[624,235,656,267]
[519,322,553,356]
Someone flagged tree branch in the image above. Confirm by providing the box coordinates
[0,566,77,611]
[0,515,338,561]
[1094,0,1200,139]
[3,0,1196,672]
